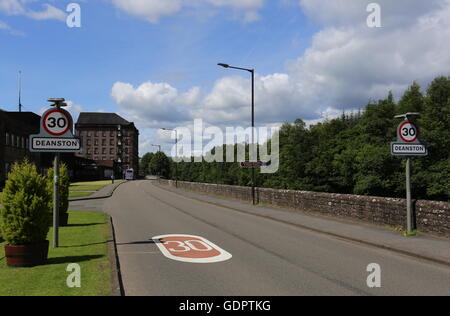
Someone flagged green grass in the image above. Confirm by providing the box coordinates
[69,191,95,198]
[71,180,125,187]
[0,211,113,296]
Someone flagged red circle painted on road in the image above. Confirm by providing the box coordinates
[152,234,232,263]
[398,121,418,143]
[160,236,220,259]
[42,109,72,136]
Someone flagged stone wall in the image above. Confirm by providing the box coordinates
[158,179,450,237]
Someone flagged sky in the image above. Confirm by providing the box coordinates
[1,0,450,156]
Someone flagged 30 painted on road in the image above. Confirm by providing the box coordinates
[152,234,232,264]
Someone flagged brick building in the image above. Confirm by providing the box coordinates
[0,111,41,186]
[75,113,139,178]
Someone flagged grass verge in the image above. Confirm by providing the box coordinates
[69,191,95,198]
[69,180,125,199]
[0,211,113,296]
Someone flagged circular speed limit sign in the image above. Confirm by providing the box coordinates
[42,109,72,136]
[398,121,418,143]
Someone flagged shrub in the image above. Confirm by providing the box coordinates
[0,160,52,245]
[47,163,70,216]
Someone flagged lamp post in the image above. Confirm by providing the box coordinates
[151,144,162,152]
[161,128,178,188]
[218,63,256,205]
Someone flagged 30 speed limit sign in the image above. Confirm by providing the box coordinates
[398,121,418,143]
[43,109,72,136]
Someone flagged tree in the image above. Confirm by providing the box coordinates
[150,152,171,178]
[140,152,155,176]
[0,160,51,245]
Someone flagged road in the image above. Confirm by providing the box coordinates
[102,180,450,296]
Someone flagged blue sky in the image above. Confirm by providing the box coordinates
[1,0,449,155]
[0,1,316,113]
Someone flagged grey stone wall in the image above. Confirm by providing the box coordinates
[159,179,450,237]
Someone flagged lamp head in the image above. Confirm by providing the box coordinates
[218,63,230,68]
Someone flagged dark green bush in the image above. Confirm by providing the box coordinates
[0,160,52,245]
[47,163,70,216]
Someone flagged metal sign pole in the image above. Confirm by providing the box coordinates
[406,158,412,234]
[53,152,60,248]
[392,113,424,236]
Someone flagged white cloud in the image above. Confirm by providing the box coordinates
[111,81,191,128]
[111,0,182,23]
[111,0,264,23]
[0,19,24,35]
[114,0,450,153]
[0,0,66,21]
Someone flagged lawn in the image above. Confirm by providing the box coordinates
[69,191,95,198]
[69,180,124,199]
[69,180,124,198]
[0,211,113,296]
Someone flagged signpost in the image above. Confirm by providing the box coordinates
[391,113,427,236]
[30,98,82,248]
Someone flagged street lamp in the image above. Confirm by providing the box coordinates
[218,63,256,205]
[151,144,162,152]
[161,128,178,188]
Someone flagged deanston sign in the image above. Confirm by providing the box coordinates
[391,119,427,156]
[29,107,82,153]
[32,138,81,151]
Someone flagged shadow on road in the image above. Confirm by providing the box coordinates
[116,239,160,246]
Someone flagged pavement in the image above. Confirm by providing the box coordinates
[85,180,450,296]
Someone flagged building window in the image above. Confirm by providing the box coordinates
[102,131,106,137]
[94,139,98,146]
[94,148,99,154]
[102,139,106,146]
[110,148,115,155]
[5,133,9,146]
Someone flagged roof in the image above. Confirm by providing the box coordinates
[76,112,132,126]
[3,112,41,126]
[0,111,41,134]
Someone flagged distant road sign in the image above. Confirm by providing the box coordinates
[391,143,428,156]
[398,121,419,143]
[43,108,72,136]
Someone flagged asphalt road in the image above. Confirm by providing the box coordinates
[103,180,450,296]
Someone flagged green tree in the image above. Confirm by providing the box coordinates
[47,163,70,217]
[140,152,155,176]
[0,160,51,245]
[151,152,171,178]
